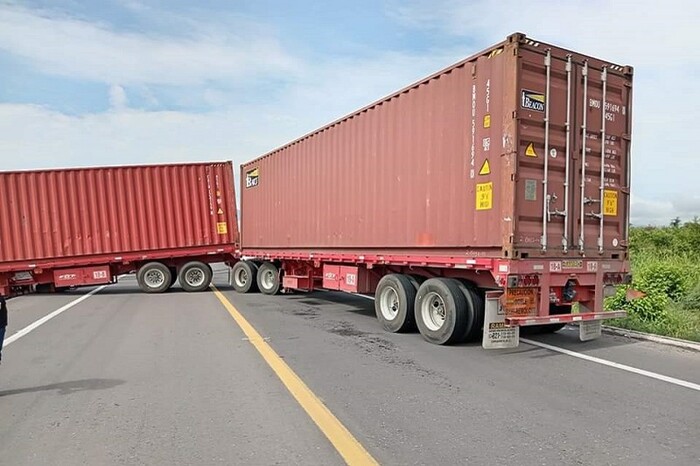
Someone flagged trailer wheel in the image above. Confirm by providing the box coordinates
[178,261,213,292]
[168,267,178,289]
[406,275,425,291]
[455,281,485,342]
[231,261,258,293]
[375,274,417,333]
[415,278,468,345]
[257,262,281,295]
[137,262,172,294]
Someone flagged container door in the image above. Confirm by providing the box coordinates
[515,43,632,259]
[570,61,632,258]
[514,47,570,255]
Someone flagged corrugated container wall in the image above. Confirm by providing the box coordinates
[241,33,632,259]
[0,162,238,263]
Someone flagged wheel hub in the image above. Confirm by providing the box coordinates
[421,291,446,331]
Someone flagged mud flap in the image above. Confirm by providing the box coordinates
[579,320,602,341]
[483,291,520,349]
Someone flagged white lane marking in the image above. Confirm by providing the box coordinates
[3,286,106,348]
[356,294,375,301]
[521,338,700,392]
[358,292,699,392]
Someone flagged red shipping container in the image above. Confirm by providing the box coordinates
[0,162,238,266]
[240,33,632,260]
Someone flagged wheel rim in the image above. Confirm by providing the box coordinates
[185,267,206,287]
[235,268,249,287]
[144,269,166,288]
[379,286,400,321]
[421,291,446,331]
[261,269,276,290]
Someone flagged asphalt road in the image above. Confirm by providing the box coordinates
[1,269,698,465]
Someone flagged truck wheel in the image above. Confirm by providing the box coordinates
[455,281,485,342]
[257,262,281,295]
[375,274,417,333]
[137,262,172,294]
[178,261,213,292]
[232,261,258,293]
[415,278,468,345]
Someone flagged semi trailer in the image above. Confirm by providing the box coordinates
[0,162,238,296]
[231,33,632,347]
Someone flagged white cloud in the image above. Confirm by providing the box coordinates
[0,5,300,85]
[388,0,698,66]
[630,195,700,226]
[0,2,698,224]
[389,0,700,222]
[108,84,128,110]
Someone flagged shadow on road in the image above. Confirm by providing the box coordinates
[0,378,125,397]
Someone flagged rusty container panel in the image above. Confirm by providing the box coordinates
[0,162,238,264]
[241,33,632,259]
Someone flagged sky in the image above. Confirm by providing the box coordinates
[0,0,698,226]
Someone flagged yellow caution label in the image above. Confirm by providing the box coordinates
[483,114,491,128]
[525,143,537,157]
[603,190,618,216]
[217,222,228,234]
[476,182,493,210]
[479,159,491,176]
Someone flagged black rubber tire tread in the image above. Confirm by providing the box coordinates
[257,262,282,295]
[136,262,172,294]
[168,267,178,288]
[374,274,417,333]
[178,261,214,292]
[414,278,468,345]
[406,274,425,291]
[455,281,486,342]
[231,261,259,293]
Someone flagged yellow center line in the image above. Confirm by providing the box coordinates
[211,285,379,466]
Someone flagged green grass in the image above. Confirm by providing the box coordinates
[604,219,700,342]
[608,305,700,342]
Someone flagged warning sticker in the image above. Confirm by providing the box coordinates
[483,114,491,128]
[503,288,537,317]
[217,222,228,234]
[604,190,618,216]
[525,143,538,157]
[217,208,224,215]
[476,182,493,210]
[479,159,491,176]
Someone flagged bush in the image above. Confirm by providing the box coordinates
[607,220,700,340]
[605,287,669,323]
[681,283,700,311]
[634,262,688,301]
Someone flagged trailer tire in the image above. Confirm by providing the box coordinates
[257,262,281,295]
[168,267,178,289]
[415,278,468,345]
[407,274,425,291]
[232,261,258,293]
[375,274,417,333]
[178,261,213,292]
[137,262,172,294]
[455,281,485,342]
